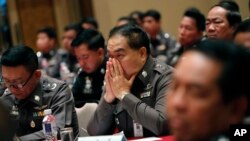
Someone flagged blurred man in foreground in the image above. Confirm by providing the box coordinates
[167,39,250,141]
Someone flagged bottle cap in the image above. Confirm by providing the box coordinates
[44,109,52,115]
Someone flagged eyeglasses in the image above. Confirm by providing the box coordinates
[0,71,34,90]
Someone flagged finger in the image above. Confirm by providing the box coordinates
[105,69,109,81]
[116,59,124,76]
[105,70,112,88]
[108,60,115,78]
[112,58,120,76]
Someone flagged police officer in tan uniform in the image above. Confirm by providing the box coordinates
[87,25,173,137]
[0,46,79,140]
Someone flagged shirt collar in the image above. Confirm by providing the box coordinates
[27,81,43,106]
[137,56,154,86]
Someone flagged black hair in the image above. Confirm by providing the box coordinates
[71,29,105,51]
[187,39,250,104]
[1,45,38,73]
[143,9,161,21]
[129,11,144,20]
[64,23,81,34]
[117,16,138,26]
[183,7,205,31]
[109,25,150,54]
[233,18,250,38]
[80,17,99,29]
[211,0,242,28]
[37,26,57,39]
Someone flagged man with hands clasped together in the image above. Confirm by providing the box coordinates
[87,25,173,137]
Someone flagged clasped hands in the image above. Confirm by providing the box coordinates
[104,58,136,103]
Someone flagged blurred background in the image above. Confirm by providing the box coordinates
[1,0,249,51]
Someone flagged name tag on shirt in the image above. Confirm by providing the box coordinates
[140,91,151,98]
[133,120,143,137]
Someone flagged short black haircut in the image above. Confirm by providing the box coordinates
[80,17,99,29]
[233,18,250,38]
[143,9,161,21]
[211,0,242,28]
[37,26,57,39]
[183,7,205,31]
[109,25,150,55]
[187,39,250,104]
[117,16,138,26]
[64,23,81,33]
[71,29,105,51]
[1,45,38,73]
[129,11,144,20]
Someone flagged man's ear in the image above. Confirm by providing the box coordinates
[97,48,104,56]
[139,47,147,60]
[34,70,42,79]
[229,96,248,124]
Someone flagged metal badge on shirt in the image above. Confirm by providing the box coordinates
[30,120,36,128]
[133,120,143,137]
[83,76,92,94]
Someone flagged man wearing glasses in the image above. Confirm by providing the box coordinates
[0,45,79,140]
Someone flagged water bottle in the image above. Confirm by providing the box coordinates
[42,109,58,141]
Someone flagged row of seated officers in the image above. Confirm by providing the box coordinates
[0,24,250,141]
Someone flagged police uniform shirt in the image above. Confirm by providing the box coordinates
[59,49,78,73]
[167,37,206,67]
[72,58,106,108]
[150,31,179,64]
[37,49,61,79]
[1,76,79,140]
[87,56,173,137]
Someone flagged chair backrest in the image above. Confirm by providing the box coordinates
[75,103,98,136]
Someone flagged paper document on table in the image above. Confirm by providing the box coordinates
[78,134,127,141]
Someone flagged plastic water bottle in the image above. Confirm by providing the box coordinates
[43,109,58,141]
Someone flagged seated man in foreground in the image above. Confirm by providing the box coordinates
[166,39,250,141]
[87,25,173,137]
[0,45,79,140]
